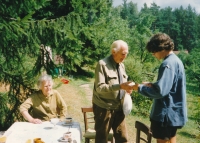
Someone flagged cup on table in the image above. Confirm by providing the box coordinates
[65,117,73,124]
[63,132,72,140]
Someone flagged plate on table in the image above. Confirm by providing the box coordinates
[58,137,72,142]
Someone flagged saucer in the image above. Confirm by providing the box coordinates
[62,122,73,126]
[58,137,72,142]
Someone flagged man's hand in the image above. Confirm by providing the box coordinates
[120,81,135,91]
[132,84,139,91]
[126,90,133,94]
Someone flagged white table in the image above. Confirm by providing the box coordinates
[3,121,82,143]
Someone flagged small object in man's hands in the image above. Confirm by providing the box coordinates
[128,82,135,86]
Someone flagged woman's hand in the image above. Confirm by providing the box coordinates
[142,82,152,87]
[30,118,42,124]
[21,110,42,124]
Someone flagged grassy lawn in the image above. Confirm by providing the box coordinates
[53,76,200,143]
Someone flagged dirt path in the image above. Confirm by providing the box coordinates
[79,83,115,143]
[79,84,93,101]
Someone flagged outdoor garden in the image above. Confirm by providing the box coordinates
[0,0,200,142]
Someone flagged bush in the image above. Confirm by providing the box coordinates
[124,54,158,116]
[131,92,152,116]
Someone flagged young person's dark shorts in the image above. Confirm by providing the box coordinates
[150,119,182,140]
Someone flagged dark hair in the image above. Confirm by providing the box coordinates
[146,33,174,53]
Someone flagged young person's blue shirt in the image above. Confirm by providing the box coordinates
[138,53,187,126]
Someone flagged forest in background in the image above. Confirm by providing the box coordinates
[0,0,199,134]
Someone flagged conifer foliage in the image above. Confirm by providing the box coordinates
[0,0,113,129]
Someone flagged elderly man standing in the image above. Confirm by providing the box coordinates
[20,74,67,124]
[92,40,133,143]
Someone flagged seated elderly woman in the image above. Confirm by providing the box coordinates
[19,74,67,124]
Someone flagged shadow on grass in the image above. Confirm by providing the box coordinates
[178,131,197,139]
[74,75,93,82]
[188,115,199,121]
[131,110,150,117]
[70,67,94,82]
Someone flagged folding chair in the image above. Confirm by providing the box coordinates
[81,107,114,143]
[135,121,152,143]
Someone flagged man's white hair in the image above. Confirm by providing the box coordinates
[110,40,128,53]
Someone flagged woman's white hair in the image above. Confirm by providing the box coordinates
[110,40,128,53]
[37,74,53,89]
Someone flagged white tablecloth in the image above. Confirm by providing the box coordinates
[3,121,82,143]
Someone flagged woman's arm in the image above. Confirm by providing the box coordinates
[21,110,42,124]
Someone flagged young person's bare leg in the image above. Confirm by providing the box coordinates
[156,136,176,143]
[169,136,176,143]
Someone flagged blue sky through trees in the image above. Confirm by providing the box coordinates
[113,0,200,14]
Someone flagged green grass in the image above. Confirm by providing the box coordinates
[54,76,200,143]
